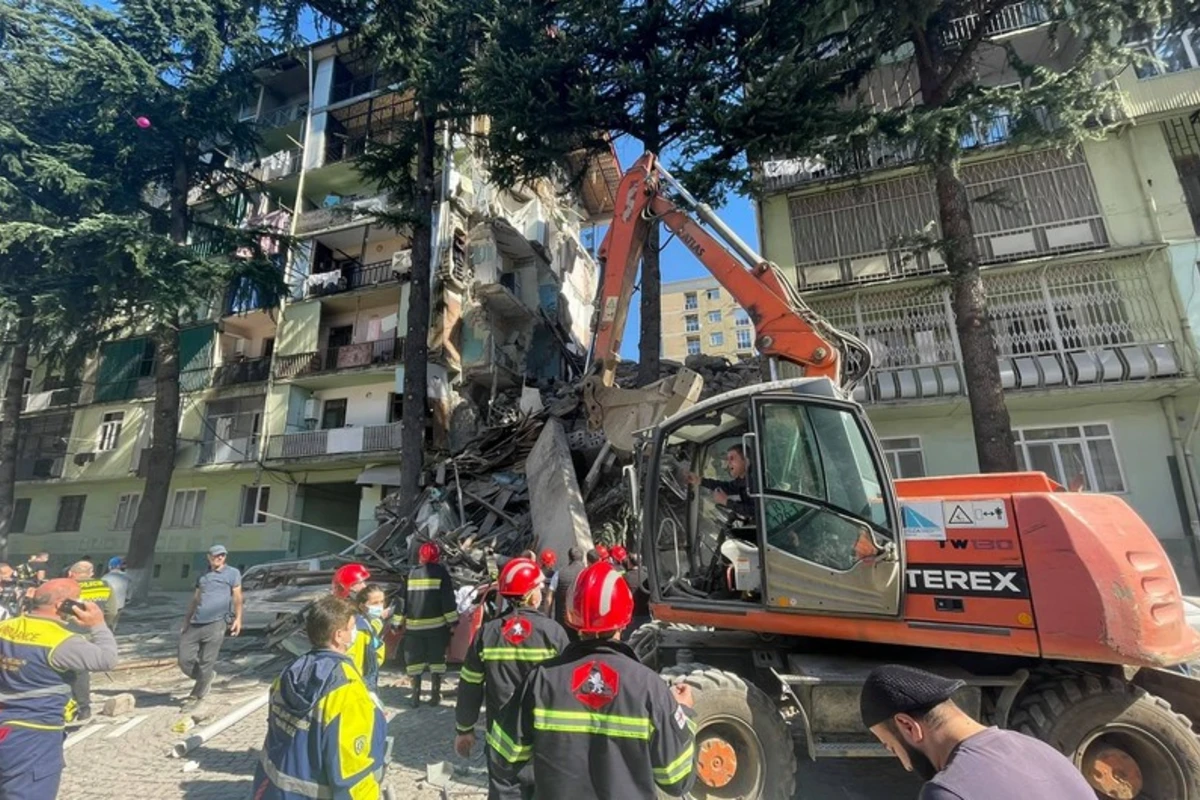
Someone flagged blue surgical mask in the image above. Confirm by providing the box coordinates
[366,605,384,619]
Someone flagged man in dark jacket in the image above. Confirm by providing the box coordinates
[399,541,458,707]
[551,548,584,641]
[488,561,696,799]
[252,595,387,800]
[686,444,754,518]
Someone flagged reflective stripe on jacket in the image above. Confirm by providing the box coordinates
[347,616,385,690]
[487,639,696,799]
[0,615,76,730]
[252,649,387,800]
[397,564,457,633]
[455,607,569,736]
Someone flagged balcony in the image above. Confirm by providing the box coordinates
[274,337,402,380]
[266,421,402,459]
[15,456,64,482]
[324,127,402,166]
[296,194,389,236]
[213,357,271,388]
[808,256,1182,404]
[21,386,79,413]
[944,2,1049,44]
[252,147,303,182]
[301,259,401,299]
[196,436,259,466]
[255,101,307,129]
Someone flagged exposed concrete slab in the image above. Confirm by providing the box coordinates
[525,418,592,563]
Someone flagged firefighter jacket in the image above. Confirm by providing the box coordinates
[252,648,387,800]
[455,606,569,736]
[348,615,385,691]
[487,639,696,799]
[0,615,118,777]
[398,564,458,633]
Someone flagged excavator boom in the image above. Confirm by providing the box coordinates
[584,152,870,451]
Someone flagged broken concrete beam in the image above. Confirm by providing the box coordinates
[525,417,592,564]
[101,693,136,716]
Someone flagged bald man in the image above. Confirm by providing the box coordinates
[0,579,117,799]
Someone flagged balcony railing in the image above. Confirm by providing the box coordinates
[302,259,401,299]
[267,421,402,459]
[256,101,308,129]
[21,387,79,413]
[324,127,403,166]
[808,257,1181,404]
[254,147,303,182]
[944,2,1050,44]
[196,436,260,466]
[213,357,271,387]
[296,194,389,235]
[274,337,402,380]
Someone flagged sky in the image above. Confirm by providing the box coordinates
[608,137,762,361]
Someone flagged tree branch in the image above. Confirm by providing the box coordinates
[939,0,1010,100]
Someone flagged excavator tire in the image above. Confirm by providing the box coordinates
[661,664,796,800]
[1009,673,1200,799]
[627,621,703,670]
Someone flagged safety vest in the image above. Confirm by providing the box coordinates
[77,580,112,604]
[348,616,384,689]
[0,615,77,730]
[398,564,458,633]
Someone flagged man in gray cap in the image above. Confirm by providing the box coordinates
[177,545,243,706]
[860,664,1093,799]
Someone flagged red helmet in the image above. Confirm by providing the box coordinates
[498,558,544,598]
[332,563,371,598]
[540,549,557,569]
[567,562,633,634]
[611,545,627,563]
[418,541,440,564]
[595,544,609,560]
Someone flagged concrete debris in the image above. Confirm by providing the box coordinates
[526,418,593,564]
[101,693,136,717]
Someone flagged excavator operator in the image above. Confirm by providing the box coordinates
[686,443,755,521]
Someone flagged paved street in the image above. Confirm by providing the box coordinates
[56,597,922,800]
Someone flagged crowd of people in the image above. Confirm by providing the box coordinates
[0,542,1095,800]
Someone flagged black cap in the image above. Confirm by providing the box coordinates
[860,665,965,728]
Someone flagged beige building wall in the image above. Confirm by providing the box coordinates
[661,277,755,361]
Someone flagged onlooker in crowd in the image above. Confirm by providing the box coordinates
[538,550,558,617]
[861,664,1095,799]
[14,552,49,583]
[552,548,585,641]
[0,579,117,799]
[252,595,387,800]
[623,552,652,634]
[65,560,111,723]
[585,549,600,566]
[178,545,243,707]
[101,556,131,631]
[350,584,388,693]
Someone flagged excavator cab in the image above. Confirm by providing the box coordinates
[642,377,904,618]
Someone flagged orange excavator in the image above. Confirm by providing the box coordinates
[582,153,1200,800]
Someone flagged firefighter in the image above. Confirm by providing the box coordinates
[252,595,387,800]
[609,545,628,571]
[331,563,371,599]
[455,558,569,799]
[487,561,697,799]
[0,579,118,800]
[538,550,558,617]
[398,542,457,707]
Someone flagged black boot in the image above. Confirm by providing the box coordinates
[410,675,422,708]
[429,674,442,706]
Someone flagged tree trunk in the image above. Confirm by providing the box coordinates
[127,151,190,600]
[397,113,437,520]
[636,122,662,387]
[932,158,1017,472]
[0,299,32,562]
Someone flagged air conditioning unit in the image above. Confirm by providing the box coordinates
[73,452,95,466]
[303,398,319,424]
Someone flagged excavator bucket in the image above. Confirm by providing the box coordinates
[582,368,704,453]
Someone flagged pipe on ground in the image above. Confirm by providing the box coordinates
[171,690,270,758]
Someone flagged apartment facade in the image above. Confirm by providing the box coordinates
[756,13,1200,588]
[1,35,617,588]
[661,277,756,361]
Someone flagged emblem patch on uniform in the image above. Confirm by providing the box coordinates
[354,735,366,756]
[571,660,619,710]
[502,616,531,645]
[674,705,688,730]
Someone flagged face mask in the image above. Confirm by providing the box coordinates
[366,605,384,619]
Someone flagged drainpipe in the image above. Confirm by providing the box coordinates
[1123,119,1165,243]
[1163,396,1200,577]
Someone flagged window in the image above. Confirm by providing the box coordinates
[181,563,191,579]
[708,310,722,324]
[137,339,156,378]
[113,493,141,530]
[881,437,926,479]
[734,309,751,327]
[736,330,753,350]
[262,338,275,359]
[55,495,86,532]
[321,398,348,429]
[684,293,698,310]
[327,325,354,349]
[686,337,701,356]
[1131,28,1198,79]
[684,315,700,332]
[1014,424,1125,492]
[10,498,30,534]
[152,563,162,578]
[240,485,271,525]
[21,370,32,397]
[706,288,720,301]
[168,489,207,528]
[389,393,404,423]
[97,411,125,452]
[710,332,724,347]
